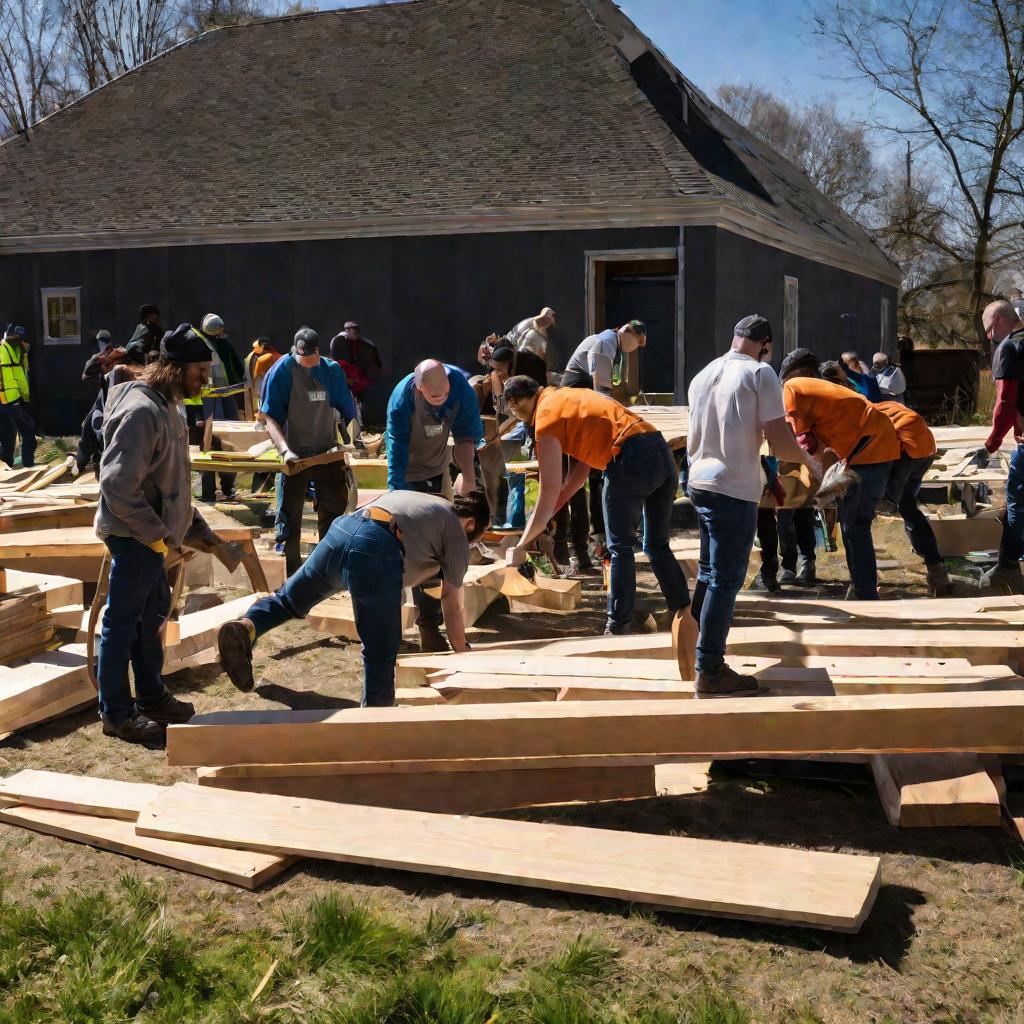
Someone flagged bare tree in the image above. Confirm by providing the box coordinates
[814,0,1024,348]
[0,0,75,137]
[716,82,879,218]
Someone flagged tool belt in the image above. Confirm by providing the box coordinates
[363,506,403,544]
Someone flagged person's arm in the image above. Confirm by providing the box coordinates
[588,349,615,396]
[889,366,907,395]
[329,363,357,426]
[507,434,567,564]
[264,415,298,462]
[99,407,170,544]
[987,379,1020,452]
[450,374,484,494]
[763,417,822,478]
[440,581,469,652]
[452,439,477,495]
[384,384,413,490]
[555,457,592,512]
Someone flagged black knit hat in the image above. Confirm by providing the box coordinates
[734,314,773,343]
[779,347,820,381]
[160,323,212,364]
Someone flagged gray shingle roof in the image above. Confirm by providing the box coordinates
[0,0,896,279]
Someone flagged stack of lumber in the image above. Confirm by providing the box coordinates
[627,405,688,450]
[0,587,55,664]
[0,645,94,738]
[0,769,881,929]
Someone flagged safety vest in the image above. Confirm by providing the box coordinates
[0,339,29,405]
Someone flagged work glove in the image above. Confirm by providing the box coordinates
[282,448,300,465]
[146,538,169,555]
[976,447,990,469]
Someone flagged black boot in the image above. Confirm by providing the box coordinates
[418,624,450,653]
[102,713,165,749]
[218,619,255,692]
[751,569,780,593]
[139,692,195,724]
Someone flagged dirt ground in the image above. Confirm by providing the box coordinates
[1,509,1023,1023]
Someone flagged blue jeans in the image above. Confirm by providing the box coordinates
[246,513,405,706]
[886,453,941,566]
[603,432,687,628]
[689,489,757,674]
[839,460,892,599]
[96,537,170,722]
[1000,444,1024,568]
[0,400,35,468]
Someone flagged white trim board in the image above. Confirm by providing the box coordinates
[0,202,901,287]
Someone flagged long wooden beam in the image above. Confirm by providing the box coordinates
[165,691,1024,767]
[136,783,880,931]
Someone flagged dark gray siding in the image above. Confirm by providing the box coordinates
[682,227,898,392]
[1,226,678,434]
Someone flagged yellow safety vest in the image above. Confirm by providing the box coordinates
[0,339,29,405]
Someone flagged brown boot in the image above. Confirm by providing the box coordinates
[418,624,451,653]
[218,619,255,692]
[926,562,954,597]
[695,664,760,699]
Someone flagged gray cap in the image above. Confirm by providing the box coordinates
[201,313,225,336]
[734,314,773,343]
[293,326,320,356]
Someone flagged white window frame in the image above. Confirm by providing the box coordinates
[40,286,81,346]
[783,276,799,357]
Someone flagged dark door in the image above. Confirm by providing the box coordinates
[604,275,676,396]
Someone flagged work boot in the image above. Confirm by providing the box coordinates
[980,563,1023,594]
[927,562,954,598]
[779,568,797,585]
[139,692,195,724]
[751,569,780,593]
[695,664,760,699]
[795,559,817,587]
[418,624,450,653]
[218,619,255,692]
[101,713,165,749]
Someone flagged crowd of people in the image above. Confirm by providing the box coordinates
[6,295,1022,749]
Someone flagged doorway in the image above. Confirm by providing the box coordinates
[586,249,680,400]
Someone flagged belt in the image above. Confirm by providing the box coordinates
[363,506,403,543]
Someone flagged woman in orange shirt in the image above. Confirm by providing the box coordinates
[502,376,689,640]
[780,350,899,600]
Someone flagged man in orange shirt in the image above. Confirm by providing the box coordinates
[780,349,900,600]
[876,401,952,596]
[502,376,688,638]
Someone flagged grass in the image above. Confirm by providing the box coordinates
[0,879,754,1024]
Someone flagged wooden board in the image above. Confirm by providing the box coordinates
[627,405,688,450]
[926,516,1004,557]
[0,769,163,821]
[0,647,93,731]
[165,691,1024,768]
[0,503,97,534]
[869,754,1002,828]
[197,764,659,813]
[0,805,291,889]
[137,783,880,931]
[732,593,1024,626]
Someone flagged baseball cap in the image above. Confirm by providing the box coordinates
[201,313,225,336]
[293,326,320,356]
[344,321,359,330]
[734,314,773,343]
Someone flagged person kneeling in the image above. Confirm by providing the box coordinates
[217,491,491,706]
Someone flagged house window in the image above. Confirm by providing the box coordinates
[783,276,799,356]
[40,287,81,345]
[881,296,892,353]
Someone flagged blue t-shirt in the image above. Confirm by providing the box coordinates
[261,354,356,425]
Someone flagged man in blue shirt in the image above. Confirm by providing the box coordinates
[385,359,484,650]
[262,327,356,575]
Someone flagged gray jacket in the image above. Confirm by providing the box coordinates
[95,380,207,547]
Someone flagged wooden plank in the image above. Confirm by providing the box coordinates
[926,516,1004,557]
[137,783,880,931]
[197,763,659,813]
[0,769,163,820]
[0,503,97,533]
[732,593,1024,626]
[626,405,688,450]
[165,691,1024,768]
[0,805,291,889]
[0,646,92,729]
[869,755,1002,828]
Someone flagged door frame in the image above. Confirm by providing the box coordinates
[583,243,685,400]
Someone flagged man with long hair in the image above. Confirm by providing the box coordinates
[95,324,218,747]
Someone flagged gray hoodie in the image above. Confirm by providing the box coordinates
[95,380,206,547]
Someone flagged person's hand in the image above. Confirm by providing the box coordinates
[977,446,991,468]
[806,455,824,480]
[454,474,475,496]
[505,546,527,568]
[146,538,169,555]
[282,449,300,465]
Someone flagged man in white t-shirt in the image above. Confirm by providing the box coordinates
[685,314,820,697]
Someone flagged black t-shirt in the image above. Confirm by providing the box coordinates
[991,329,1024,415]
